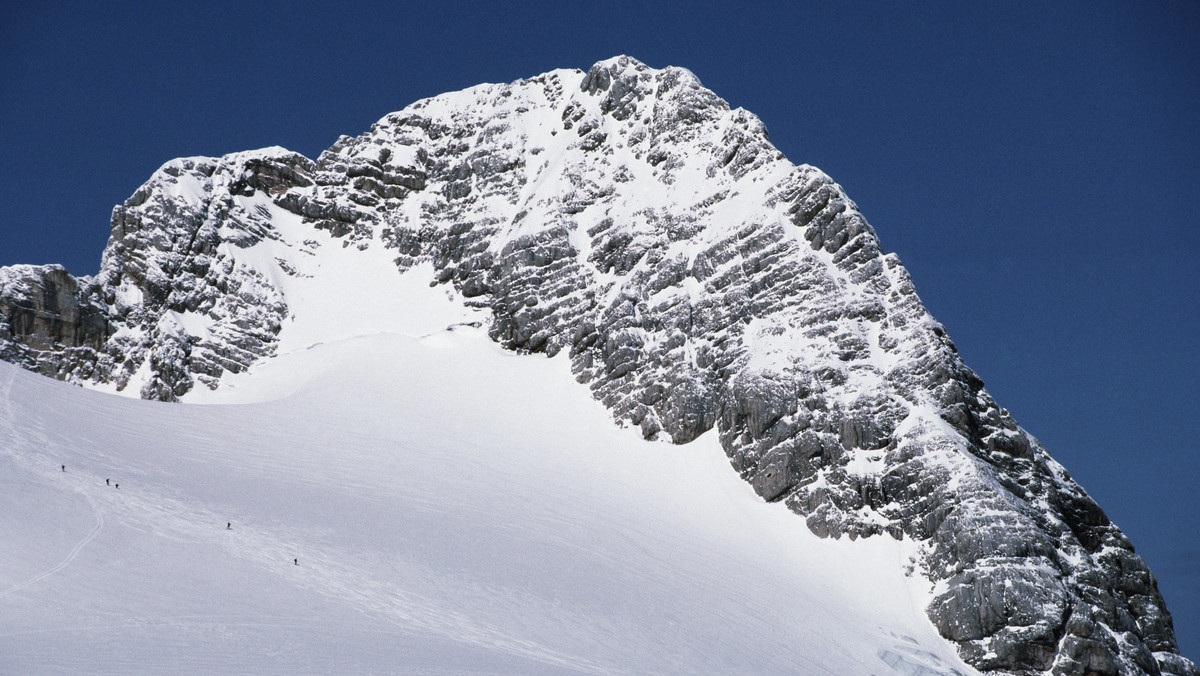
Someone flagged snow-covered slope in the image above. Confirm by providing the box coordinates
[0,331,975,675]
[0,56,1194,675]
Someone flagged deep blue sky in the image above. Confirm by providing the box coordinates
[3,0,1198,657]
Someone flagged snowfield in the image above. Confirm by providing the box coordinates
[0,291,977,674]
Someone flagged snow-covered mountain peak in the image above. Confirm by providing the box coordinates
[1,57,1194,676]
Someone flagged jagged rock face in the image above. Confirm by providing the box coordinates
[2,154,303,399]
[99,153,297,399]
[0,56,1193,676]
[0,264,108,379]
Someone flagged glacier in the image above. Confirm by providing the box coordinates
[0,328,973,674]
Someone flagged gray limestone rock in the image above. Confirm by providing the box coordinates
[0,264,108,358]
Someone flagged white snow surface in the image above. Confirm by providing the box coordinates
[0,303,978,674]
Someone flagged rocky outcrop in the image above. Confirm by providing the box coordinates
[0,56,1192,675]
[0,151,314,400]
[0,264,108,380]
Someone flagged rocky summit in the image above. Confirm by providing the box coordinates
[0,56,1193,675]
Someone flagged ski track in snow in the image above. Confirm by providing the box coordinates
[0,493,103,600]
[0,368,102,601]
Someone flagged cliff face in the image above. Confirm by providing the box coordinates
[0,56,1192,676]
[0,264,108,380]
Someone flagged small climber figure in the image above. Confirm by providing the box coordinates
[114,483,119,489]
[106,478,110,486]
[227,522,232,530]
[294,558,298,566]
[61,464,65,472]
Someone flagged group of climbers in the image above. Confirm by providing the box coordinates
[60,462,298,565]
